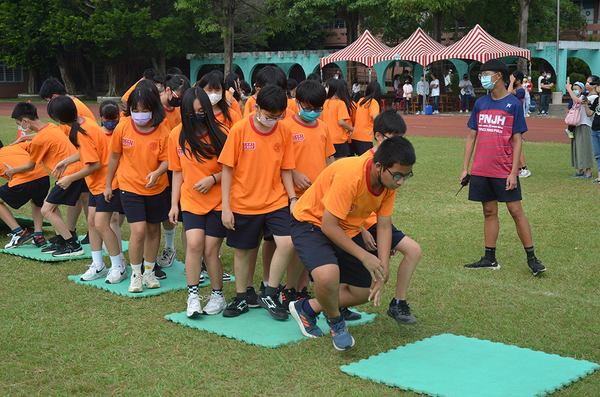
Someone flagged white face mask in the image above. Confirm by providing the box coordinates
[208,93,222,106]
[131,111,152,126]
[256,109,279,128]
[19,120,30,134]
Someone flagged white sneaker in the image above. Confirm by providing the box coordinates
[157,246,176,268]
[105,264,127,284]
[519,169,532,178]
[203,292,227,315]
[465,109,469,113]
[416,111,420,115]
[142,271,160,289]
[80,262,108,281]
[459,110,463,113]
[129,273,143,293]
[187,294,202,318]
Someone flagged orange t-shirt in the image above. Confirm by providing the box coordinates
[353,98,380,142]
[109,117,170,196]
[287,98,298,115]
[292,155,396,238]
[164,106,182,130]
[321,98,351,144]
[59,97,98,136]
[218,116,295,214]
[76,117,118,195]
[215,109,241,129]
[244,96,257,116]
[226,91,244,119]
[29,123,82,177]
[282,115,335,197]
[121,80,140,104]
[168,125,226,215]
[0,143,48,188]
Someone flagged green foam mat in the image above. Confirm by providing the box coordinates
[0,236,128,262]
[340,333,599,397]
[68,259,234,298]
[165,308,376,348]
[0,216,51,228]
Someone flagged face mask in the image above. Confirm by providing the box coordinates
[103,120,119,130]
[480,73,498,90]
[325,87,329,94]
[131,111,152,126]
[19,120,30,134]
[168,95,181,108]
[546,75,551,79]
[299,108,322,122]
[573,90,581,96]
[208,93,222,106]
[195,113,205,125]
[256,109,278,128]
[241,94,248,100]
[157,86,165,93]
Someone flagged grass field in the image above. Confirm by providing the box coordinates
[0,114,598,396]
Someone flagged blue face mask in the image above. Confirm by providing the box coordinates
[299,108,322,122]
[573,90,581,97]
[480,73,498,90]
[195,113,205,125]
[103,120,119,130]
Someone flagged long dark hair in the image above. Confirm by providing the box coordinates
[361,81,382,108]
[179,87,228,163]
[198,71,231,123]
[326,78,355,115]
[225,73,241,102]
[47,96,87,147]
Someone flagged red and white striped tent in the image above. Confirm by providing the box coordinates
[372,27,445,66]
[319,30,389,69]
[424,24,531,65]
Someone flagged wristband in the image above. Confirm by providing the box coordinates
[289,197,298,205]
[210,174,217,185]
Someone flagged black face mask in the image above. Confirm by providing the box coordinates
[168,95,181,108]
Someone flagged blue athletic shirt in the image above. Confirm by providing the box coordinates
[515,88,525,104]
[467,93,528,178]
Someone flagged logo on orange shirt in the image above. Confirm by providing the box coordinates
[321,135,327,143]
[243,142,256,150]
[177,148,184,156]
[149,142,158,151]
[349,204,356,212]
[273,143,281,153]
[293,133,305,142]
[123,138,134,147]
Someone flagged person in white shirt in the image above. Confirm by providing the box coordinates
[393,75,401,92]
[444,70,452,92]
[402,78,413,115]
[430,73,440,114]
[351,80,361,101]
[416,75,429,115]
[458,74,474,113]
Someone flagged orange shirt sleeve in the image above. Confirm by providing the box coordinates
[158,126,170,162]
[323,124,336,158]
[217,122,241,168]
[321,173,355,221]
[337,101,350,122]
[121,81,139,104]
[280,124,295,170]
[244,96,257,116]
[168,126,183,172]
[109,123,124,154]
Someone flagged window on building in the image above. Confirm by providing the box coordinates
[0,63,23,83]
[322,18,347,30]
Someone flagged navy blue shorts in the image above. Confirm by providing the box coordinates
[290,215,372,288]
[81,181,89,193]
[88,189,124,213]
[120,188,169,224]
[0,176,49,209]
[333,142,350,158]
[226,206,290,250]
[46,179,87,206]
[366,223,406,254]
[352,140,373,156]
[468,175,522,203]
[182,210,227,238]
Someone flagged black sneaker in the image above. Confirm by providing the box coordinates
[464,257,500,270]
[31,234,48,248]
[246,286,260,308]
[258,283,266,297]
[528,257,546,276]
[281,288,297,313]
[81,231,90,245]
[41,236,66,254]
[387,300,417,325]
[259,294,288,320]
[153,264,167,280]
[48,234,62,245]
[340,307,362,321]
[52,239,85,257]
[297,286,312,300]
[222,297,249,317]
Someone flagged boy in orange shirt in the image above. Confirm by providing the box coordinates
[289,136,416,350]
[218,84,296,320]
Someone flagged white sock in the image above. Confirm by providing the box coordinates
[131,263,142,275]
[164,228,175,249]
[109,254,122,268]
[262,280,268,288]
[91,250,104,268]
[143,260,154,273]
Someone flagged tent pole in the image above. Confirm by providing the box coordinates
[369,68,372,82]
[320,68,323,82]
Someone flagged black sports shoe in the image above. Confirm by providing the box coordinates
[153,264,167,280]
[528,257,546,276]
[52,239,84,257]
[31,234,48,248]
[222,297,249,317]
[246,286,260,308]
[464,257,500,270]
[41,236,66,254]
[258,283,266,297]
[387,300,417,325]
[259,294,288,320]
[81,232,90,245]
[340,307,362,321]
[281,288,296,313]
[297,286,312,300]
[49,230,77,244]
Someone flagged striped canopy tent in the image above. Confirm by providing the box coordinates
[372,27,445,66]
[319,30,389,81]
[424,24,531,65]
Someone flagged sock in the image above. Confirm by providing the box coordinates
[131,263,142,275]
[164,228,175,249]
[91,250,104,267]
[265,286,279,297]
[236,292,248,301]
[484,246,496,262]
[525,246,535,260]
[391,298,406,306]
[70,229,77,238]
[212,288,224,296]
[188,285,199,296]
[34,231,43,237]
[11,226,23,235]
[262,280,268,288]
[143,260,154,272]
[302,299,318,317]
[109,254,122,268]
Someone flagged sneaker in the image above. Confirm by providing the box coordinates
[297,286,312,300]
[105,265,127,284]
[580,174,593,179]
[31,234,47,248]
[128,273,143,293]
[464,257,500,270]
[187,294,202,318]
[459,110,463,113]
[157,246,176,268]
[4,229,33,249]
[340,307,362,321]
[518,168,531,178]
[591,178,600,183]
[528,257,547,276]
[222,272,231,281]
[203,292,227,315]
[80,262,108,281]
[289,299,324,338]
[416,111,420,115]
[246,286,260,308]
[81,232,90,245]
[153,264,167,280]
[222,297,249,317]
[387,300,417,325]
[258,294,288,320]
[465,109,469,113]
[281,288,297,313]
[258,283,266,297]
[571,172,585,178]
[328,317,355,351]
[142,271,160,289]
[41,236,65,254]
[525,113,530,118]
[52,239,84,257]
[565,128,574,139]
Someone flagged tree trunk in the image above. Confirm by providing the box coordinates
[339,9,359,88]
[105,60,118,97]
[223,0,235,76]
[56,53,76,95]
[75,54,94,99]
[517,0,531,72]
[27,68,36,94]
[152,53,166,77]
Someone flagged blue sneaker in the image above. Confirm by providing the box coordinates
[289,299,323,338]
[327,316,355,351]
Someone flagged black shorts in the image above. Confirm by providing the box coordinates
[120,188,169,224]
[468,175,522,203]
[290,215,372,288]
[81,181,89,193]
[333,142,350,158]
[182,210,227,238]
[366,223,406,254]
[0,176,49,209]
[46,179,87,206]
[352,140,373,156]
[226,207,290,250]
[88,189,124,214]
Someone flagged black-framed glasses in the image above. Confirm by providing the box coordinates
[299,104,323,113]
[386,168,413,181]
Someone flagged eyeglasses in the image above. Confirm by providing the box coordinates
[299,104,323,113]
[478,72,498,81]
[258,108,285,121]
[386,168,413,181]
